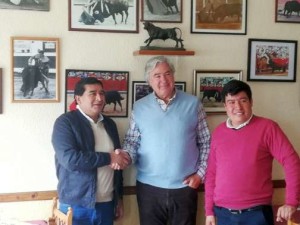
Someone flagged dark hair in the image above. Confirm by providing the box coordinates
[74,77,103,97]
[221,80,252,102]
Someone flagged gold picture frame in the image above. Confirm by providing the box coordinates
[11,36,60,103]
[191,0,247,35]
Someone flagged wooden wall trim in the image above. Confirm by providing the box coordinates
[0,180,286,203]
[0,190,58,203]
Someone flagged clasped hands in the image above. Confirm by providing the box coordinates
[110,149,131,170]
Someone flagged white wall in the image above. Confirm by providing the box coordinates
[0,0,299,221]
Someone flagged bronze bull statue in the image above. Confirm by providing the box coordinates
[143,22,184,49]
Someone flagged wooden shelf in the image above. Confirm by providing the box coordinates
[133,49,195,56]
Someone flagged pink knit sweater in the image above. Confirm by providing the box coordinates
[205,116,300,216]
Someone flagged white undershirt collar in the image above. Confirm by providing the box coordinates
[226,114,253,130]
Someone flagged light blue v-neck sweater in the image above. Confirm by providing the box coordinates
[134,91,200,189]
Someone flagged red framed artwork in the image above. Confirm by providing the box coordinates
[65,69,129,117]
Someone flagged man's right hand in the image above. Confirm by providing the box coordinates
[206,215,216,225]
[110,149,131,170]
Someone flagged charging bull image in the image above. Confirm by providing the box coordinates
[103,90,124,112]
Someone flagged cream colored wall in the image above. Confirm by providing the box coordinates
[0,0,299,223]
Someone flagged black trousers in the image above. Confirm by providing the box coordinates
[136,181,198,225]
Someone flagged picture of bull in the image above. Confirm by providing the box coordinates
[161,0,179,13]
[104,90,124,112]
[213,3,242,23]
[284,0,300,17]
[266,52,289,73]
[92,0,129,25]
[143,21,184,48]
[202,89,221,103]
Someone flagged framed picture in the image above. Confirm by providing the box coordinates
[0,69,2,114]
[132,81,186,105]
[0,0,49,11]
[193,70,242,114]
[191,0,247,34]
[275,0,300,23]
[69,0,139,33]
[65,69,129,117]
[11,37,60,102]
[247,38,297,82]
[141,0,182,23]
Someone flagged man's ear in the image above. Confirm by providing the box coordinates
[75,95,80,105]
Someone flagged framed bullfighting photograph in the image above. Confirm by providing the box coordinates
[193,70,242,114]
[65,69,129,117]
[68,0,139,33]
[275,0,300,23]
[132,81,186,106]
[141,0,182,23]
[247,39,297,82]
[191,0,247,34]
[11,37,60,103]
[0,0,49,11]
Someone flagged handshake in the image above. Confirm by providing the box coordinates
[110,149,131,170]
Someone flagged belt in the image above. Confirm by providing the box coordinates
[216,205,269,215]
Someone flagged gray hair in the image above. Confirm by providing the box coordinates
[144,56,175,82]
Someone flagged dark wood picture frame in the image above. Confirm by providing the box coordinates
[191,0,247,35]
[11,36,60,103]
[0,0,49,11]
[68,0,139,33]
[275,0,300,23]
[141,0,182,23]
[247,38,297,82]
[193,70,242,114]
[65,69,129,117]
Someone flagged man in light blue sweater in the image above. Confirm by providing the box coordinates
[123,56,211,225]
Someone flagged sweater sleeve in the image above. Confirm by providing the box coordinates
[204,141,217,216]
[268,122,300,207]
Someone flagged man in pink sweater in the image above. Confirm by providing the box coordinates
[205,80,300,225]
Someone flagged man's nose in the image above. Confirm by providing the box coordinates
[96,93,104,101]
[235,101,242,108]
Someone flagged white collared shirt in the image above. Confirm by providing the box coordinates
[76,105,114,203]
[76,105,104,123]
[226,114,253,130]
[154,90,177,111]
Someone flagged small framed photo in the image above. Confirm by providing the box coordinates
[65,69,129,117]
[174,81,186,91]
[193,70,242,114]
[132,81,186,105]
[0,68,2,114]
[69,0,139,33]
[191,0,247,34]
[247,38,297,82]
[141,0,182,23]
[0,0,49,11]
[275,0,300,23]
[11,36,60,103]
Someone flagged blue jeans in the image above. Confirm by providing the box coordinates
[59,201,114,225]
[214,205,274,225]
[136,181,198,225]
